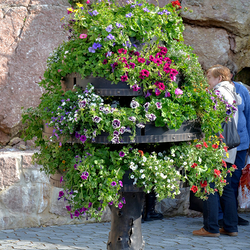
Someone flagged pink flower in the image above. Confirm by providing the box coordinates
[58,69,62,72]
[175,88,183,96]
[86,0,90,4]
[171,69,179,76]
[149,55,154,61]
[155,82,165,91]
[118,202,123,209]
[165,91,171,97]
[118,48,127,54]
[79,33,87,39]
[129,62,135,69]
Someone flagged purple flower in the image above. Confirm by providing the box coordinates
[108,201,113,205]
[128,116,136,122]
[66,206,71,211]
[145,90,152,98]
[156,102,162,109]
[111,136,120,144]
[146,113,156,121]
[88,202,92,208]
[163,10,170,15]
[129,62,135,69]
[116,22,124,28]
[92,10,99,16]
[60,176,63,183]
[119,181,123,187]
[118,202,123,209]
[79,99,87,108]
[80,135,87,143]
[92,43,102,49]
[81,173,88,180]
[113,130,119,136]
[158,11,163,15]
[130,100,139,108]
[107,34,115,40]
[59,191,64,197]
[92,116,102,123]
[88,47,96,53]
[112,119,121,129]
[119,127,126,134]
[74,210,80,217]
[143,8,150,12]
[126,13,133,18]
[88,11,93,16]
[74,164,78,169]
[119,151,125,157]
[75,132,80,139]
[136,123,145,128]
[165,91,171,97]
[106,25,113,32]
[122,197,126,204]
[106,51,112,57]
[111,181,117,186]
[130,4,135,8]
[226,109,232,115]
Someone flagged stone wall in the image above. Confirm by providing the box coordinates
[0,150,111,230]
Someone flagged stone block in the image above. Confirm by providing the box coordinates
[38,183,51,213]
[0,157,20,190]
[23,169,49,183]
[22,155,37,168]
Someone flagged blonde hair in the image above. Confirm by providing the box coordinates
[206,64,232,82]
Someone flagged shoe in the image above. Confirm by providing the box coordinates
[238,216,249,226]
[218,219,223,228]
[219,228,238,236]
[192,228,220,237]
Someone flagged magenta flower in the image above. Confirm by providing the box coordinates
[121,75,128,82]
[175,88,183,96]
[119,181,123,187]
[79,33,87,39]
[74,210,80,217]
[86,0,90,3]
[112,119,121,128]
[80,135,87,143]
[59,191,64,197]
[149,55,154,61]
[108,201,113,205]
[66,206,71,211]
[122,197,126,204]
[129,62,135,69]
[119,151,125,157]
[118,202,123,209]
[138,57,145,63]
[153,58,162,66]
[132,84,141,91]
[102,59,108,64]
[88,202,92,208]
[111,181,117,186]
[171,69,179,76]
[164,67,171,74]
[118,48,127,54]
[155,88,161,96]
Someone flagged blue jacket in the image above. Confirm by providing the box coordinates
[234,81,250,151]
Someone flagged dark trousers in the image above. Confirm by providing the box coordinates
[218,150,247,218]
[203,163,238,233]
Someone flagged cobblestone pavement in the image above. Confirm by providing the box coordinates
[0,213,249,250]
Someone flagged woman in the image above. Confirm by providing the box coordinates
[193,65,241,237]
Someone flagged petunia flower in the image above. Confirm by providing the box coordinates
[79,33,87,39]
[111,181,117,186]
[119,151,125,157]
[106,25,113,32]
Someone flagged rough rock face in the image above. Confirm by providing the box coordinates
[0,0,250,143]
[181,0,250,72]
[0,0,70,145]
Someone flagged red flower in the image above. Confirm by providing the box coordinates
[200,180,207,188]
[232,164,237,169]
[219,133,224,139]
[224,146,228,152]
[191,185,198,193]
[138,150,144,156]
[214,169,221,177]
[191,163,197,168]
[203,142,208,148]
[222,160,227,168]
[212,144,218,149]
[171,0,182,9]
[195,144,202,149]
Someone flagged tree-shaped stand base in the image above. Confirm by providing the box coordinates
[107,171,145,250]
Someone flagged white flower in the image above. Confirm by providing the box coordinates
[158,152,163,157]
[198,157,202,163]
[172,153,175,157]
[155,166,158,170]
[141,174,145,179]
[140,169,144,173]
[96,37,101,41]
[130,175,134,179]
[156,193,159,197]
[142,156,147,162]
[183,162,187,165]
[149,166,152,169]
[62,102,66,106]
